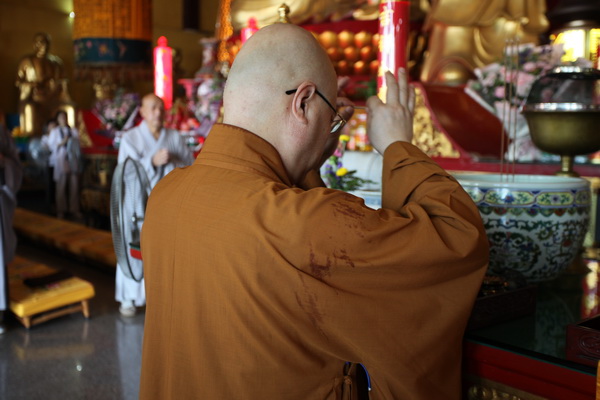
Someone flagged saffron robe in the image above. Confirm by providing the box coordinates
[140,123,488,399]
[115,121,194,305]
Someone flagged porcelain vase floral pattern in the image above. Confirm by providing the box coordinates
[455,174,591,283]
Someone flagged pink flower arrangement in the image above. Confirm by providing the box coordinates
[466,43,566,109]
[165,99,201,132]
[465,43,592,162]
[93,90,140,131]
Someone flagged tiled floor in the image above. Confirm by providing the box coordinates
[1,239,143,400]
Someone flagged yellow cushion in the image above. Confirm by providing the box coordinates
[8,257,95,318]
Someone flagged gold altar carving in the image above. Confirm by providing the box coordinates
[278,3,291,23]
[216,0,234,77]
[15,33,76,136]
[412,86,460,158]
[466,376,547,400]
[76,111,93,149]
[231,0,429,29]
[420,0,549,85]
[92,75,117,101]
[232,0,359,29]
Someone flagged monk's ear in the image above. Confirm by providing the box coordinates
[289,82,317,125]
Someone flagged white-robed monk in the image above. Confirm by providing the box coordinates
[115,94,194,317]
[47,110,82,220]
[0,112,23,334]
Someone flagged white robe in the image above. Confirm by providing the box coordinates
[115,121,194,305]
[47,126,81,181]
[47,126,81,216]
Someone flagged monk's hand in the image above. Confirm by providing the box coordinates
[365,68,415,154]
[152,148,169,167]
[336,75,354,123]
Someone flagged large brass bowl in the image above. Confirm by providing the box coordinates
[523,103,600,176]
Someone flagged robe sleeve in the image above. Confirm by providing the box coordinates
[168,131,194,167]
[118,129,159,184]
[46,128,60,154]
[273,141,488,398]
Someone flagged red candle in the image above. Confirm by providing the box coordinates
[154,36,173,110]
[241,17,259,44]
[377,1,410,100]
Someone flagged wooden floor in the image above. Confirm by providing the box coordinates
[13,208,116,268]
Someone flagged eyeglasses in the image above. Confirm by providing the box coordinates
[285,88,347,134]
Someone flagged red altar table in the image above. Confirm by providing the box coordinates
[462,258,600,399]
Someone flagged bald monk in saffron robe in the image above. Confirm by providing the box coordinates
[140,23,488,399]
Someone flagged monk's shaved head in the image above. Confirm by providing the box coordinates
[140,93,165,137]
[141,93,163,108]
[221,23,339,183]
[223,23,336,138]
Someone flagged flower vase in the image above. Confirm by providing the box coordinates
[196,38,219,79]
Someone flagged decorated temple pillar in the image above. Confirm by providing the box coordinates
[73,0,153,99]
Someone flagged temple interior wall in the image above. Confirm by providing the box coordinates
[0,0,219,117]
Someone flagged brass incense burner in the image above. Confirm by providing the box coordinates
[522,66,600,176]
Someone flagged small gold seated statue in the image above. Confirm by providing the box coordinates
[15,32,76,136]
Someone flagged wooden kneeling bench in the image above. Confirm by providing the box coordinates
[8,256,95,328]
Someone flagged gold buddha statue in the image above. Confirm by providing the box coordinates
[15,32,76,136]
[420,0,549,85]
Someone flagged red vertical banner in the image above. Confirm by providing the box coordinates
[377,1,410,100]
